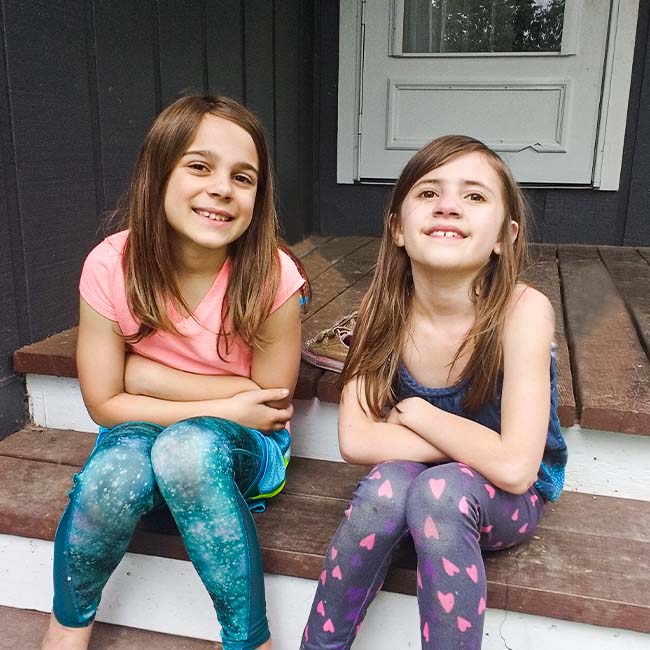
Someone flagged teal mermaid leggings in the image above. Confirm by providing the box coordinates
[52,417,270,650]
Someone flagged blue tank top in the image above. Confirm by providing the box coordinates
[396,346,567,502]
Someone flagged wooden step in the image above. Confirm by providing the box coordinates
[1,427,649,634]
[0,605,220,649]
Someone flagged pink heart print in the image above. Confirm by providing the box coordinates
[460,465,474,477]
[442,557,460,576]
[332,565,343,580]
[320,570,327,585]
[530,494,539,505]
[344,505,352,519]
[378,480,393,498]
[323,619,335,633]
[478,597,487,615]
[458,496,469,515]
[423,622,430,643]
[330,547,337,559]
[511,508,519,521]
[369,471,382,479]
[437,591,455,613]
[429,478,446,499]
[359,533,376,550]
[465,564,478,583]
[518,523,529,534]
[484,483,496,499]
[316,600,325,616]
[457,616,472,632]
[424,515,439,539]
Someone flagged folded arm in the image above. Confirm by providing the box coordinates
[337,376,449,465]
[78,298,292,431]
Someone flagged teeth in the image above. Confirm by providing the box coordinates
[431,230,461,238]
[195,209,230,221]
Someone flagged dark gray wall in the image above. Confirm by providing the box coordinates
[0,0,316,438]
[317,3,650,245]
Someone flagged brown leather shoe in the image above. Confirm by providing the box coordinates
[301,312,357,372]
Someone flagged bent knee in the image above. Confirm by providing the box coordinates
[151,417,231,487]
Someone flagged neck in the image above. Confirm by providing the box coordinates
[172,238,228,278]
[410,263,478,322]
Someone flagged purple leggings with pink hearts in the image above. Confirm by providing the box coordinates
[300,460,545,650]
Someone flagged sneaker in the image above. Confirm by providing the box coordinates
[301,312,357,372]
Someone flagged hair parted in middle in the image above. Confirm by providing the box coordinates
[341,134,529,419]
[115,94,309,356]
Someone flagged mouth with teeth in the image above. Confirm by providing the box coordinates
[427,228,466,239]
[193,208,233,222]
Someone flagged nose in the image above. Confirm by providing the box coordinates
[433,191,461,217]
[207,171,233,199]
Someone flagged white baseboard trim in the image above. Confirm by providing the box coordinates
[1,535,648,649]
[25,374,650,501]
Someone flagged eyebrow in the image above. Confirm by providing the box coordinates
[182,149,259,175]
[413,178,493,193]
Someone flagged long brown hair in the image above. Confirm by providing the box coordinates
[116,94,308,354]
[342,135,529,418]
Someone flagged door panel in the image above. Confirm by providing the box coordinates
[359,0,611,183]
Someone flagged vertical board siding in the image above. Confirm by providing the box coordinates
[94,0,158,212]
[4,0,98,341]
[206,0,244,100]
[158,0,207,104]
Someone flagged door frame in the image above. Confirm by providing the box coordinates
[337,0,639,190]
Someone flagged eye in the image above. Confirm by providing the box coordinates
[419,189,437,199]
[188,161,210,173]
[466,192,485,202]
[233,173,255,186]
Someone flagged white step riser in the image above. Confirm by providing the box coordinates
[1,534,648,649]
[26,374,650,502]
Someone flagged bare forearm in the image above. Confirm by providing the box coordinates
[124,355,259,401]
[400,402,539,493]
[339,421,448,465]
[86,392,235,428]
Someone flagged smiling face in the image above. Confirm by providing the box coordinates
[394,151,518,276]
[163,113,259,264]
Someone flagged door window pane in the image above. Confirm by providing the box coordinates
[402,0,565,53]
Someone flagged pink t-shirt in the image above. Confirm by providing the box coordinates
[79,230,305,377]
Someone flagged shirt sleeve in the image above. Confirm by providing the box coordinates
[271,249,306,313]
[78,237,122,321]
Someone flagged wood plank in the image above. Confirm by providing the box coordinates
[524,245,576,427]
[289,235,332,259]
[0,606,220,650]
[300,237,375,280]
[638,248,650,265]
[302,274,371,342]
[1,452,648,632]
[558,245,650,434]
[599,246,650,357]
[0,426,94,467]
[305,239,379,315]
[13,327,77,377]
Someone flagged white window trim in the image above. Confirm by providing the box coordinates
[337,0,640,190]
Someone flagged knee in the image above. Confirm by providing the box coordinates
[406,463,475,531]
[151,417,230,491]
[351,460,423,520]
[73,442,156,525]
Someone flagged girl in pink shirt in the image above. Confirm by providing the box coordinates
[43,95,308,650]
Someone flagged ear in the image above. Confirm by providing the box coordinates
[392,214,405,248]
[493,220,519,255]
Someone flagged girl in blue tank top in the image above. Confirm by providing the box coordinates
[301,135,567,649]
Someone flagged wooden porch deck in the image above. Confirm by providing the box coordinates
[14,237,650,435]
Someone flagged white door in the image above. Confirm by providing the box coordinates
[358,0,611,184]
